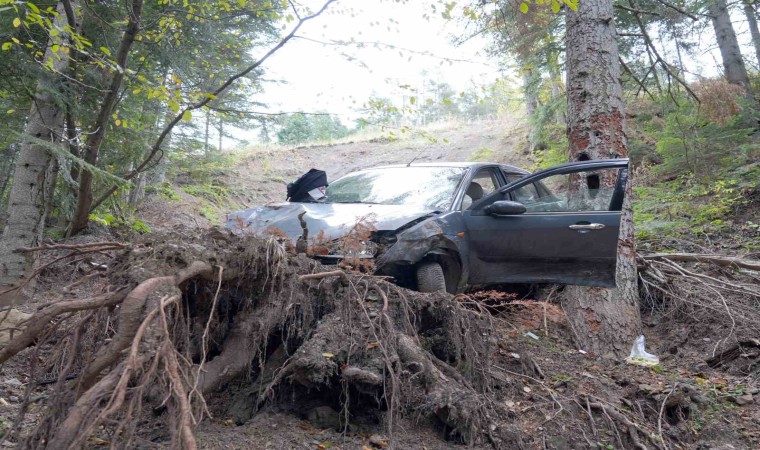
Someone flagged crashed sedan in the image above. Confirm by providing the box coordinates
[226,159,630,293]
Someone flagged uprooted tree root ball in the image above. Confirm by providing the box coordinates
[0,229,524,449]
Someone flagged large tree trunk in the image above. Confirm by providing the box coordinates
[68,0,144,236]
[710,0,752,93]
[0,145,19,208]
[743,0,760,69]
[563,0,641,358]
[0,0,81,306]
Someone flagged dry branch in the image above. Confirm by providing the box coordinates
[642,253,760,271]
[0,290,128,364]
[298,270,348,282]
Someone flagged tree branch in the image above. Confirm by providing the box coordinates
[629,0,700,101]
[642,253,760,271]
[614,4,660,16]
[651,0,699,20]
[89,0,338,212]
[61,0,78,28]
[619,57,657,101]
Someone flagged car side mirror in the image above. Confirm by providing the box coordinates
[486,200,526,216]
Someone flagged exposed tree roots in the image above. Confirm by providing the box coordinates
[0,229,516,448]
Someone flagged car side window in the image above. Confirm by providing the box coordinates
[508,168,622,213]
[461,168,500,210]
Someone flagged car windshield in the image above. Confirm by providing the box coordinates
[324,166,466,210]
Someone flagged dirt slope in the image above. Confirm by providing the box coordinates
[224,117,531,209]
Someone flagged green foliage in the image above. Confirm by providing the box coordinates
[158,182,181,202]
[530,123,567,170]
[628,84,760,243]
[470,147,496,161]
[634,170,756,241]
[88,213,151,234]
[197,204,219,222]
[181,184,229,204]
[517,0,577,14]
[276,113,351,145]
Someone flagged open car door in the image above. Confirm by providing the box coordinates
[462,159,629,288]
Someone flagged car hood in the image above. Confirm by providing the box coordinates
[226,202,439,242]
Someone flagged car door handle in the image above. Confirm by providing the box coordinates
[569,223,605,230]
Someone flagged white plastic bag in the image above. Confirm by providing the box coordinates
[625,335,659,366]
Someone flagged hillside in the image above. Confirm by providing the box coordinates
[134,117,531,231]
[227,118,531,206]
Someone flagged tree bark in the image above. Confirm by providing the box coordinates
[68,0,144,236]
[743,0,760,69]
[0,145,19,208]
[563,0,642,358]
[0,0,81,306]
[710,0,752,94]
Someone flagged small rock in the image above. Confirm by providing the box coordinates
[638,384,660,395]
[4,378,22,387]
[8,395,19,403]
[735,394,754,406]
[369,434,388,448]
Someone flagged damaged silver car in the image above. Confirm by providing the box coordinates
[226,159,630,293]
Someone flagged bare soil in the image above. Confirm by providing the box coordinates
[221,118,531,211]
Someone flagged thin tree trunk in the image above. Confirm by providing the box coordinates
[710,0,752,94]
[0,0,81,305]
[218,116,223,153]
[204,110,211,157]
[68,0,144,236]
[674,35,686,76]
[521,68,538,116]
[563,0,642,358]
[743,0,760,69]
[549,65,566,125]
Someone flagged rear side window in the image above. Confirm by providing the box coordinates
[508,167,623,213]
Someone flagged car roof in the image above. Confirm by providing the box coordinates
[367,161,530,174]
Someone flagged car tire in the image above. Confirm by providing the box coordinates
[416,262,447,293]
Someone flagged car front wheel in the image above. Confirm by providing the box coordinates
[416,261,447,293]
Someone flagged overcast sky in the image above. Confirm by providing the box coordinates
[253,0,501,124]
